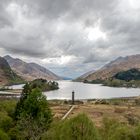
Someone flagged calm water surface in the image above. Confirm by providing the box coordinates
[4,81,140,100]
[45,81,140,100]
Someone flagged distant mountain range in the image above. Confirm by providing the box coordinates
[4,55,61,81]
[2,54,140,85]
[77,54,140,81]
[75,70,95,81]
[0,57,24,85]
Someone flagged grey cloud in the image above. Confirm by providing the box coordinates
[18,0,73,19]
[0,0,13,28]
[84,52,109,64]
[0,12,12,28]
[0,29,47,58]
[0,0,140,78]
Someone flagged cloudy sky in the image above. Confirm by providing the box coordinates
[0,0,140,78]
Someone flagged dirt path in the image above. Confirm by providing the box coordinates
[62,105,75,120]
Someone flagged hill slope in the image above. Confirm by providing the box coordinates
[114,68,140,81]
[82,54,140,81]
[4,55,61,81]
[75,70,95,81]
[0,57,24,85]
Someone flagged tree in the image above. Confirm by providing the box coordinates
[15,88,52,139]
[14,83,31,119]
[15,79,58,119]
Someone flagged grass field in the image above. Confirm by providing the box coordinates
[50,97,140,127]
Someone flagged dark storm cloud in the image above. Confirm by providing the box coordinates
[0,0,140,77]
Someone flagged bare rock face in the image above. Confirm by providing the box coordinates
[4,55,61,81]
[81,54,140,81]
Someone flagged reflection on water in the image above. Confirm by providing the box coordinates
[45,81,140,100]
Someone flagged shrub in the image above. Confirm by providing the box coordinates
[109,126,135,140]
[42,113,100,140]
[134,124,140,139]
[0,100,17,117]
[0,112,13,131]
[0,129,10,140]
[100,117,120,140]
[8,127,22,140]
[100,117,139,140]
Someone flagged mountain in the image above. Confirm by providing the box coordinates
[80,54,140,81]
[0,57,24,85]
[4,55,61,81]
[75,70,95,81]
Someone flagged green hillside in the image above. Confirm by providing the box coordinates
[114,68,140,81]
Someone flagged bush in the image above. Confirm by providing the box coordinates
[109,126,135,140]
[100,117,139,140]
[134,124,140,139]
[0,112,13,131]
[100,117,120,140]
[8,127,22,140]
[0,100,17,117]
[0,129,10,140]
[42,113,100,140]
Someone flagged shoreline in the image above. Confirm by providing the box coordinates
[1,91,139,101]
